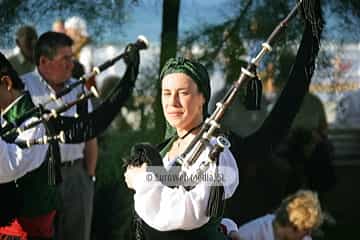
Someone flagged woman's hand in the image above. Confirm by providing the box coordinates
[124,162,148,190]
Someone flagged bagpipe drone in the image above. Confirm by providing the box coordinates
[0,36,149,146]
[127,0,324,187]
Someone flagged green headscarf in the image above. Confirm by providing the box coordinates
[160,57,211,117]
[160,57,211,139]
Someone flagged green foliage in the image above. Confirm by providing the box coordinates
[181,0,359,90]
[92,128,159,240]
[180,0,306,88]
[329,0,360,17]
[96,128,158,187]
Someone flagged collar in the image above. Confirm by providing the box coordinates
[1,94,25,117]
[37,68,57,95]
[36,68,74,94]
[1,92,35,125]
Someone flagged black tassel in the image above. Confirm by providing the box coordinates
[206,185,224,218]
[244,76,262,110]
[47,141,62,185]
[44,122,62,185]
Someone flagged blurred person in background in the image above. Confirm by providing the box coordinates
[8,25,38,76]
[52,19,66,33]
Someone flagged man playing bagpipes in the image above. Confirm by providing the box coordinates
[21,31,98,240]
[0,33,144,239]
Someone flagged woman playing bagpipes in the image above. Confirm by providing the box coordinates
[123,0,324,239]
[124,57,239,240]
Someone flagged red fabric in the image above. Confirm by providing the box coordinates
[0,210,56,239]
[0,220,27,239]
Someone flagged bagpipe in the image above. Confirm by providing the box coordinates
[0,36,149,147]
[125,0,324,183]
[0,36,148,228]
[175,0,324,178]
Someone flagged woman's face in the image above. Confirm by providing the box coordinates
[161,72,205,131]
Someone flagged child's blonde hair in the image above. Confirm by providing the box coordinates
[275,190,323,231]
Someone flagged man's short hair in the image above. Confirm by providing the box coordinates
[34,31,73,66]
[0,52,25,90]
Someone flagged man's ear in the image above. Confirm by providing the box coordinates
[39,55,49,66]
[0,75,13,91]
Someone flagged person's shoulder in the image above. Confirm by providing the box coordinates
[7,53,18,60]
[21,70,36,78]
[7,53,20,64]
[239,214,274,230]
[238,214,275,240]
[20,70,38,84]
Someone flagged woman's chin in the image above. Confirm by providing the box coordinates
[167,120,186,130]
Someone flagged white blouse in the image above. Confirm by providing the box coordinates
[22,70,92,162]
[133,137,239,231]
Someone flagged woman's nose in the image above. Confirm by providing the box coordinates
[169,93,180,106]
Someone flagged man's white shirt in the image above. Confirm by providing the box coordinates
[22,69,92,162]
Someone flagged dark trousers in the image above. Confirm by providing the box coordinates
[55,159,95,240]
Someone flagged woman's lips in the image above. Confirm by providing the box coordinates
[167,111,183,117]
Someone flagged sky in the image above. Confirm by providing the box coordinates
[113,0,360,45]
[113,0,233,45]
[2,0,358,47]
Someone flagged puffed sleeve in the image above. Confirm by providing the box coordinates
[0,118,48,183]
